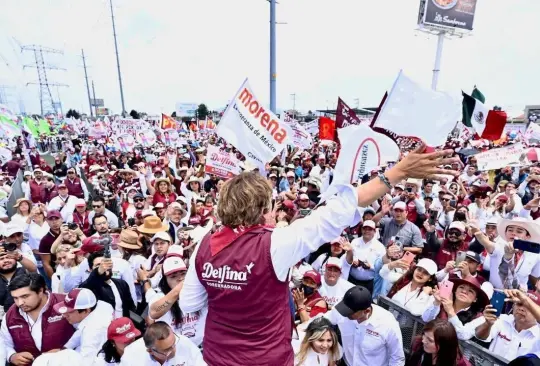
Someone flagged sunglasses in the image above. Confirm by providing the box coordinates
[134,198,144,202]
[447,230,462,236]
[67,171,75,174]
[92,205,103,209]
[440,198,451,202]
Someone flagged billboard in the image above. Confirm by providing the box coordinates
[91,99,104,107]
[175,103,198,117]
[96,107,110,116]
[420,0,478,31]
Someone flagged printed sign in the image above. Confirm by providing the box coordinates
[136,129,157,147]
[112,134,136,153]
[204,145,241,179]
[474,143,530,171]
[332,124,400,185]
[176,103,198,117]
[216,79,293,163]
[161,129,180,147]
[282,115,313,149]
[302,119,319,135]
[421,0,478,31]
[112,118,150,136]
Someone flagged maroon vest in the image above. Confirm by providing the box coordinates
[434,240,469,270]
[29,180,45,203]
[65,178,84,198]
[195,228,293,366]
[6,293,75,363]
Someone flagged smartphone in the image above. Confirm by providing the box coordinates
[490,290,506,317]
[402,251,416,265]
[439,281,454,300]
[406,187,413,193]
[513,239,540,254]
[455,251,467,266]
[429,210,438,225]
[299,209,312,216]
[450,200,457,208]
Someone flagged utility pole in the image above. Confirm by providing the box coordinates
[92,80,98,117]
[109,0,126,116]
[291,93,296,119]
[269,0,276,113]
[21,44,68,116]
[81,49,93,117]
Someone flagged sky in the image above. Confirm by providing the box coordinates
[0,0,538,117]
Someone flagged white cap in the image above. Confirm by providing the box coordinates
[362,220,376,229]
[53,288,97,314]
[326,257,342,270]
[269,173,277,178]
[299,187,308,193]
[4,222,23,237]
[486,217,499,226]
[141,209,156,218]
[162,256,187,276]
[299,194,309,200]
[449,221,466,232]
[151,231,172,243]
[393,201,407,210]
[395,184,405,190]
[286,171,295,178]
[75,198,86,207]
[24,171,33,176]
[166,245,184,258]
[416,258,437,276]
[33,349,83,366]
[176,196,188,204]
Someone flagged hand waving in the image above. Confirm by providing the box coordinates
[391,144,459,181]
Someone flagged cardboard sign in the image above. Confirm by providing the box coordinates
[216,79,293,163]
[204,145,241,178]
[475,143,530,171]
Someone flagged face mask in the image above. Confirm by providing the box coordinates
[302,284,315,297]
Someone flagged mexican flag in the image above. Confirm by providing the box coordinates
[462,88,507,141]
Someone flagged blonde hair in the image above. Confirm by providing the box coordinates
[217,172,272,228]
[295,319,339,366]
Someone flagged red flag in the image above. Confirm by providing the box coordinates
[480,110,507,141]
[161,113,177,130]
[319,117,336,140]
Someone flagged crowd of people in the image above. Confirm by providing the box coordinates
[0,126,537,366]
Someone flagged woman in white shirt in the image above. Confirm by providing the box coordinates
[148,255,207,347]
[11,198,33,229]
[26,206,49,252]
[386,258,438,316]
[116,230,147,305]
[294,317,342,366]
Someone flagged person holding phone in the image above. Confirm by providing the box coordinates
[424,221,469,271]
[422,276,489,340]
[475,288,540,361]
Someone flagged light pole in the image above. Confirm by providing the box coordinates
[109,0,126,116]
[269,0,276,113]
[431,31,445,91]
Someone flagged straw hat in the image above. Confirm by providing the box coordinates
[497,217,540,243]
[137,216,168,234]
[117,230,141,250]
[89,165,104,173]
[187,176,201,184]
[13,198,32,208]
[154,178,172,187]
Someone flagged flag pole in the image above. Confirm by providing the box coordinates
[431,31,445,91]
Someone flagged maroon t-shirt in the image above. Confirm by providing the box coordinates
[39,230,60,262]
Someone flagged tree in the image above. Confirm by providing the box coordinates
[129,109,140,119]
[197,104,209,120]
[171,111,177,117]
[66,109,81,119]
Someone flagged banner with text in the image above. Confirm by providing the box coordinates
[204,144,242,178]
[216,79,293,163]
[282,115,313,149]
[112,118,151,136]
[475,143,530,171]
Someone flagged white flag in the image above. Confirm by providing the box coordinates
[332,124,400,185]
[216,79,293,163]
[373,70,461,147]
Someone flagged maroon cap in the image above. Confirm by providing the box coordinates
[303,270,321,286]
[283,200,295,210]
[57,183,67,189]
[107,317,141,343]
[46,210,62,220]
[53,288,97,314]
[79,237,103,255]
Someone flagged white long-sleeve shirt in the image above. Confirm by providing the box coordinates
[421,303,486,340]
[180,185,362,314]
[64,301,113,364]
[391,283,435,317]
[325,305,405,366]
[120,335,205,366]
[47,194,78,221]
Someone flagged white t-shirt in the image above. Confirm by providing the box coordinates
[120,335,205,366]
[148,291,207,347]
[318,278,354,308]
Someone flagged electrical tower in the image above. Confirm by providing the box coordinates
[21,44,68,116]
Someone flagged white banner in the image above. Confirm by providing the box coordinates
[216,79,293,163]
[204,144,241,179]
[303,119,319,135]
[112,118,150,135]
[332,124,400,185]
[475,143,530,171]
[525,123,540,142]
[282,115,313,149]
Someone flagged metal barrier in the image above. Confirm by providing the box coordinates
[377,296,510,366]
[6,170,24,217]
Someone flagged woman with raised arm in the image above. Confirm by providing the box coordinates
[180,145,458,366]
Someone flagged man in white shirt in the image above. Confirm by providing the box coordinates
[54,288,113,364]
[325,286,405,366]
[347,220,386,294]
[47,184,77,221]
[319,257,354,309]
[120,321,205,365]
[3,222,38,271]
